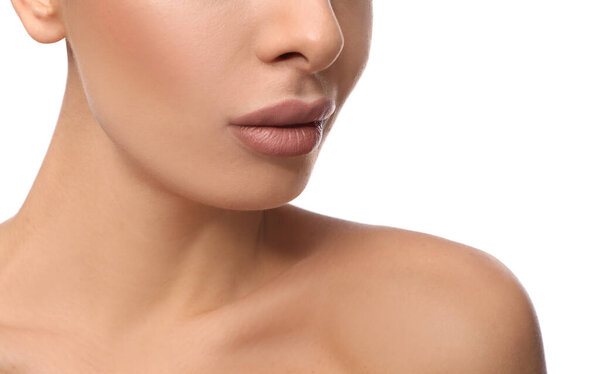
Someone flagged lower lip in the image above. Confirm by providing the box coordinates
[228,122,324,157]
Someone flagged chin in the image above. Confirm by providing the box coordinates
[212,186,307,212]
[159,176,307,212]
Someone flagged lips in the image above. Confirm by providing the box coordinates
[229,97,336,127]
[227,97,335,157]
[228,123,324,157]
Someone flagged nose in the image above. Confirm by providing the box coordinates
[254,0,345,74]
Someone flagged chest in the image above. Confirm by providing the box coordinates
[1,327,345,374]
[0,292,346,374]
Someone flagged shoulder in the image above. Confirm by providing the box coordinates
[319,225,547,373]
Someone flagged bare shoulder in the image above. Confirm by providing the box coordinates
[317,224,547,374]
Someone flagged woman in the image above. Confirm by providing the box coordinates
[0,0,546,372]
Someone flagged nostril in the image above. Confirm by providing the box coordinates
[276,52,301,62]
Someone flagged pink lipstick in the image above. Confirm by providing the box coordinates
[228,98,335,157]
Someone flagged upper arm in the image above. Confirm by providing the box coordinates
[326,228,547,374]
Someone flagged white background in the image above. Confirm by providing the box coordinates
[1,1,599,372]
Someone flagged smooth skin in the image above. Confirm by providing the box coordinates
[0,0,546,372]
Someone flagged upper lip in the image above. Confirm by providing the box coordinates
[229,97,336,127]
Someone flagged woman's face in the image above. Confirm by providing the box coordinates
[61,0,373,210]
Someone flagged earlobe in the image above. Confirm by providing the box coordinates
[10,0,66,44]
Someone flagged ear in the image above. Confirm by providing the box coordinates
[10,0,66,44]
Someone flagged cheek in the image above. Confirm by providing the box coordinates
[63,0,251,196]
[64,0,249,157]
[67,0,216,105]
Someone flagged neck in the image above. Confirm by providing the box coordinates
[0,60,291,338]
